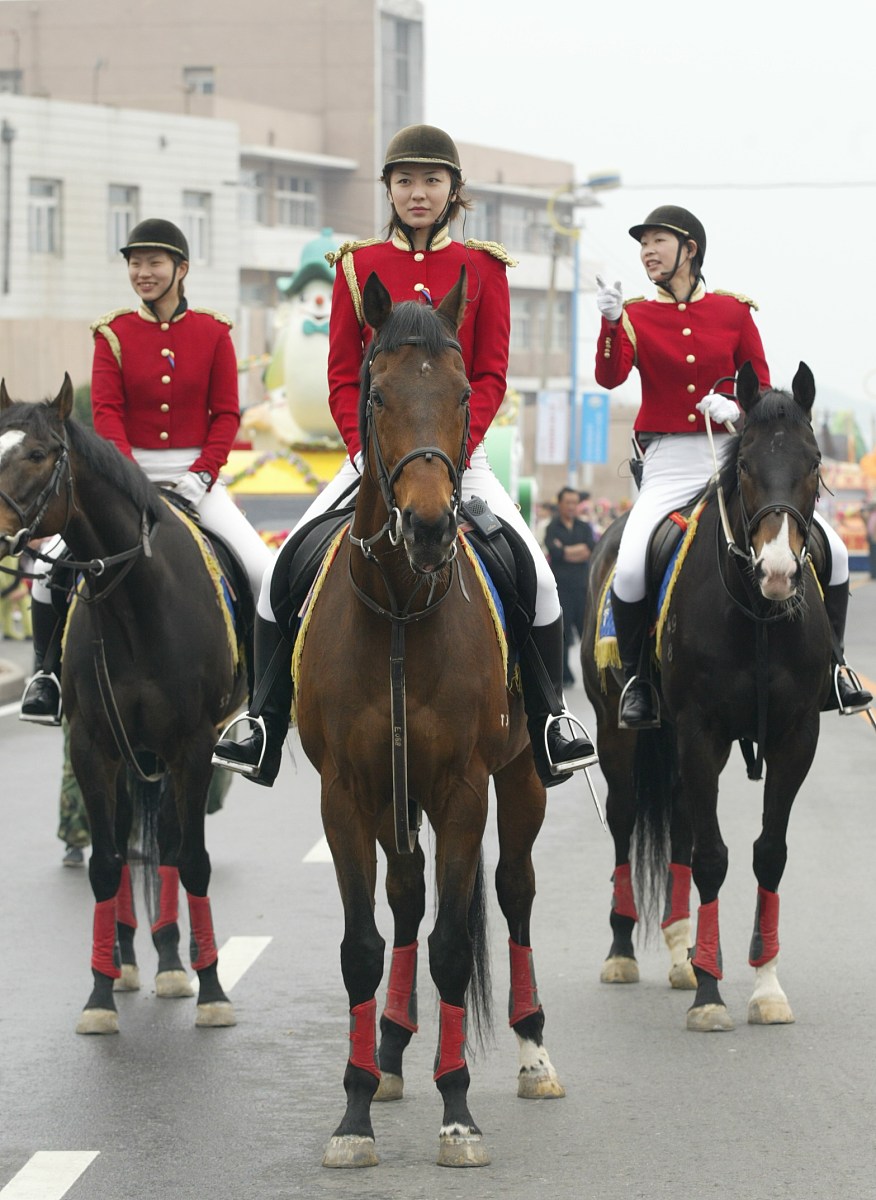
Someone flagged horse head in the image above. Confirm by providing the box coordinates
[360,267,471,574]
[734,360,821,602]
[0,375,73,557]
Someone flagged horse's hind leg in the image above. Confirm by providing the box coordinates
[374,818,426,1102]
[113,776,140,992]
[494,752,565,1100]
[598,723,642,984]
[149,776,194,1001]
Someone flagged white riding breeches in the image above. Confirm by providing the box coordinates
[257,445,561,625]
[614,432,848,603]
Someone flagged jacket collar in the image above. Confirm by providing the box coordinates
[655,281,706,304]
[391,223,453,253]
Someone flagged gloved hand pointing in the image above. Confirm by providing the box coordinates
[696,392,740,426]
[595,275,624,323]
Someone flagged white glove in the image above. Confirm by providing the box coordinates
[174,471,209,507]
[595,274,624,323]
[696,392,740,426]
[353,450,364,473]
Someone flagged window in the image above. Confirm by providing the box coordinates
[107,185,139,257]
[28,178,62,255]
[0,70,22,95]
[462,198,498,244]
[183,66,215,95]
[510,293,570,353]
[239,168,267,224]
[380,15,423,153]
[182,191,211,264]
[500,203,556,255]
[274,174,316,227]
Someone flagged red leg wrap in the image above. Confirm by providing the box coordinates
[115,864,137,929]
[692,899,723,979]
[433,1000,466,1080]
[348,997,381,1080]
[749,886,780,967]
[611,863,638,921]
[508,939,542,1026]
[91,898,120,979]
[661,862,692,929]
[383,942,419,1032]
[150,865,180,934]
[187,893,218,971]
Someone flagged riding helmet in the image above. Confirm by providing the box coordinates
[382,124,462,178]
[628,206,706,263]
[121,219,190,262]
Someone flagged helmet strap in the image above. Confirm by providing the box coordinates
[655,237,700,303]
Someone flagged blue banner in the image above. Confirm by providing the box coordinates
[579,391,610,464]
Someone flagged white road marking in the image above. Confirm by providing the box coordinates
[0,1151,99,1198]
[212,935,272,991]
[303,835,332,863]
[0,702,21,719]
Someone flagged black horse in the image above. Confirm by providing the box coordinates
[0,377,247,1032]
[583,362,832,1030]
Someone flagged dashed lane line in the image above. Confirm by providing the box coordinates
[0,1151,99,1198]
[303,835,332,863]
[210,935,272,992]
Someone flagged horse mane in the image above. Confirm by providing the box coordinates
[358,300,457,453]
[708,386,813,503]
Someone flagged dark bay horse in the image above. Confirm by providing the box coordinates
[582,362,831,1031]
[0,377,246,1033]
[295,270,564,1169]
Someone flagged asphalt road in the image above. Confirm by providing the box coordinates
[1,578,875,1200]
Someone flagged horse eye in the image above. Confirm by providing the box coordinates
[738,458,749,475]
[370,390,384,410]
[28,448,47,463]
[461,387,472,406]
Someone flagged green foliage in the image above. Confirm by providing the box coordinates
[73,382,93,428]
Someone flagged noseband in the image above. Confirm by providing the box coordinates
[735,490,818,569]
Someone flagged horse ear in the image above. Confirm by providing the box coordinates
[791,362,815,417]
[0,379,11,412]
[52,373,74,421]
[362,271,393,332]
[735,361,761,414]
[436,266,467,334]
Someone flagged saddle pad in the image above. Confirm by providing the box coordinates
[291,522,350,705]
[458,532,508,681]
[162,499,238,668]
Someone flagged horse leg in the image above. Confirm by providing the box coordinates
[494,751,564,1100]
[113,778,140,992]
[374,816,426,1102]
[429,786,491,1168]
[150,781,194,1000]
[598,725,641,984]
[321,781,384,1169]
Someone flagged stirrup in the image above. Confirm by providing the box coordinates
[19,672,62,726]
[543,711,599,775]
[618,676,661,730]
[834,664,873,716]
[211,712,266,777]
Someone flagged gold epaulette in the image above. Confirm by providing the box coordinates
[89,307,133,334]
[713,289,759,311]
[464,239,518,267]
[324,239,383,267]
[191,307,234,327]
[623,296,646,306]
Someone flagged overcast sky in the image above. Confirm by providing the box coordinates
[423,0,876,434]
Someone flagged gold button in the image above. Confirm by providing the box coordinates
[160,322,170,331]
[414,252,425,262]
[160,403,170,413]
[159,431,169,440]
[413,283,425,292]
[161,375,171,384]
[687,413,696,423]
[682,328,692,336]
[161,348,171,357]
[686,384,696,393]
[686,354,695,363]
[678,303,687,312]
[604,351,611,358]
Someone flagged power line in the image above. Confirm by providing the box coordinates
[618,180,876,190]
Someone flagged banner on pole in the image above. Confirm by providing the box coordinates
[535,390,569,465]
[579,391,610,464]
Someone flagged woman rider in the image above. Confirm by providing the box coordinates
[595,204,871,727]
[214,123,595,788]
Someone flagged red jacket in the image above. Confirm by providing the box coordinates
[91,304,240,482]
[595,287,770,434]
[326,230,513,459]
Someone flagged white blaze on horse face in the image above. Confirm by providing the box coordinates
[755,514,798,600]
[0,429,26,468]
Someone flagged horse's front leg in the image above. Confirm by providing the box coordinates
[662,775,696,990]
[321,776,384,1169]
[374,813,426,1102]
[493,750,564,1100]
[599,721,641,984]
[113,773,140,993]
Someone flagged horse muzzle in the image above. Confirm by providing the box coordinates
[752,512,804,601]
[401,507,458,574]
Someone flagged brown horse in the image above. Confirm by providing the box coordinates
[295,269,564,1169]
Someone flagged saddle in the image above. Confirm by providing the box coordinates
[270,504,356,640]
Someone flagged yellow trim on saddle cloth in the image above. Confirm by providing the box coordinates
[161,499,238,669]
[291,522,351,715]
[654,499,707,661]
[458,531,508,680]
[593,568,622,686]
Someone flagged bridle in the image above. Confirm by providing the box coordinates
[0,429,72,556]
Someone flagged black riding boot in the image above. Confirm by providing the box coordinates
[212,614,293,786]
[521,616,596,788]
[823,583,872,714]
[20,597,63,725]
[610,590,660,729]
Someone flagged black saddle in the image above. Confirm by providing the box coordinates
[270,504,356,640]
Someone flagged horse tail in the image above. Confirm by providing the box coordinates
[465,847,494,1051]
[126,768,167,926]
[631,725,675,937]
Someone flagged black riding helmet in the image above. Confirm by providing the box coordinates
[121,219,189,312]
[381,125,464,251]
[629,206,706,300]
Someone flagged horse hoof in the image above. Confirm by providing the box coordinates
[155,970,194,998]
[517,1069,566,1099]
[374,1072,404,1101]
[686,1003,735,1032]
[195,1001,236,1027]
[76,1008,119,1035]
[322,1136,379,1168]
[600,955,639,984]
[437,1134,491,1168]
[113,964,141,992]
[748,998,795,1025]
[669,960,697,990]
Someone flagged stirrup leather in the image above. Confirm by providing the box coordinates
[19,672,62,726]
[618,676,662,730]
[211,712,266,776]
[834,664,873,716]
[543,711,599,775]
